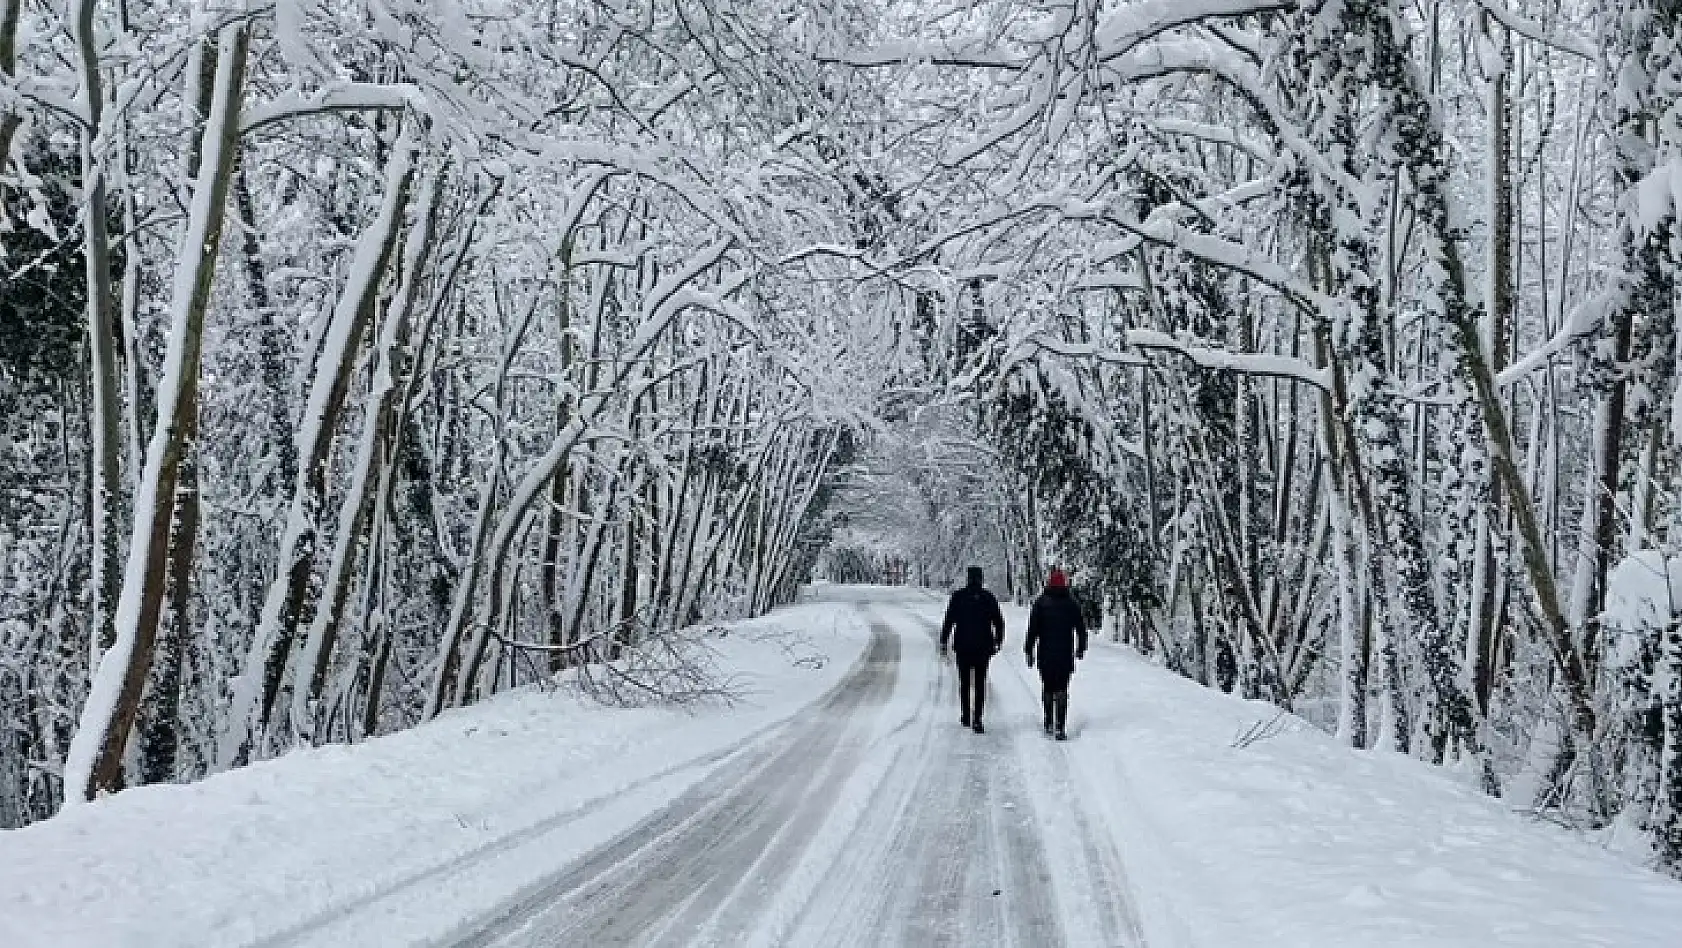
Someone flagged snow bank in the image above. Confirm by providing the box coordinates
[1032,604,1682,948]
[0,596,875,948]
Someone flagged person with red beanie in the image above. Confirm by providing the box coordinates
[1025,566,1087,740]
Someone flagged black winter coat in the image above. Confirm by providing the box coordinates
[941,583,1005,658]
[1025,587,1087,675]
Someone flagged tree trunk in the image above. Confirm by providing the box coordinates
[0,0,22,173]
[62,21,249,803]
[223,135,417,763]
[235,159,297,493]
[139,447,197,785]
[74,0,124,668]
[1467,10,1512,719]
[289,169,443,735]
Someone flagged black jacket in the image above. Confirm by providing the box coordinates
[1025,587,1087,675]
[941,583,1005,658]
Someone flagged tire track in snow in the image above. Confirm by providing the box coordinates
[646,636,903,948]
[448,596,1147,947]
[252,695,827,948]
[897,678,990,946]
[450,624,900,947]
[858,610,1072,948]
[770,610,947,947]
[996,642,1147,947]
[991,725,1067,946]
[894,613,1063,948]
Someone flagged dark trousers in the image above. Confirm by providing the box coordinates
[957,654,991,723]
[1040,669,1071,730]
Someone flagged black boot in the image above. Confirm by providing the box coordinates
[1054,692,1069,741]
[1042,692,1054,735]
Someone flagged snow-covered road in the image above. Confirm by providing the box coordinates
[448,600,1142,948]
[7,585,1682,947]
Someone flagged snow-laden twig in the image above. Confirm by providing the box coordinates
[1232,709,1294,750]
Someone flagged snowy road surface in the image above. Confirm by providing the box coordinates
[6,585,1682,947]
[449,602,1142,948]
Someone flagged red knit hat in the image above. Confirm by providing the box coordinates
[1048,567,1068,589]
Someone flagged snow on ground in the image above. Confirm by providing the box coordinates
[6,586,1682,948]
[995,595,1682,948]
[0,590,875,948]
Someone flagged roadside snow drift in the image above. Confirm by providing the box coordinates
[5,587,1682,948]
[1013,601,1682,948]
[0,593,875,948]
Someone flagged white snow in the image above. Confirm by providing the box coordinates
[0,595,874,948]
[1014,607,1682,948]
[239,82,429,137]
[1605,550,1682,633]
[1604,550,1682,673]
[8,588,1682,947]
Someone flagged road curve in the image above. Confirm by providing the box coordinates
[450,600,1143,947]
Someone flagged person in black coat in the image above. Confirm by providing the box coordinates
[1025,567,1087,740]
[940,565,1005,733]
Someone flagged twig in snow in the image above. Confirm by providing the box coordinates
[1231,709,1294,749]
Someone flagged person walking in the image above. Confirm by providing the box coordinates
[939,565,1005,733]
[1025,567,1087,740]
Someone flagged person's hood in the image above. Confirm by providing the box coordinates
[965,566,984,587]
[1043,585,1071,598]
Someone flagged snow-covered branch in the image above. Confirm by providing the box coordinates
[1472,0,1596,60]
[1095,0,1293,62]
[1025,330,1332,392]
[239,82,427,136]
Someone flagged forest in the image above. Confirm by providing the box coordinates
[4,0,1682,876]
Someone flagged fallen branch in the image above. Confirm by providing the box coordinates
[1232,709,1293,749]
